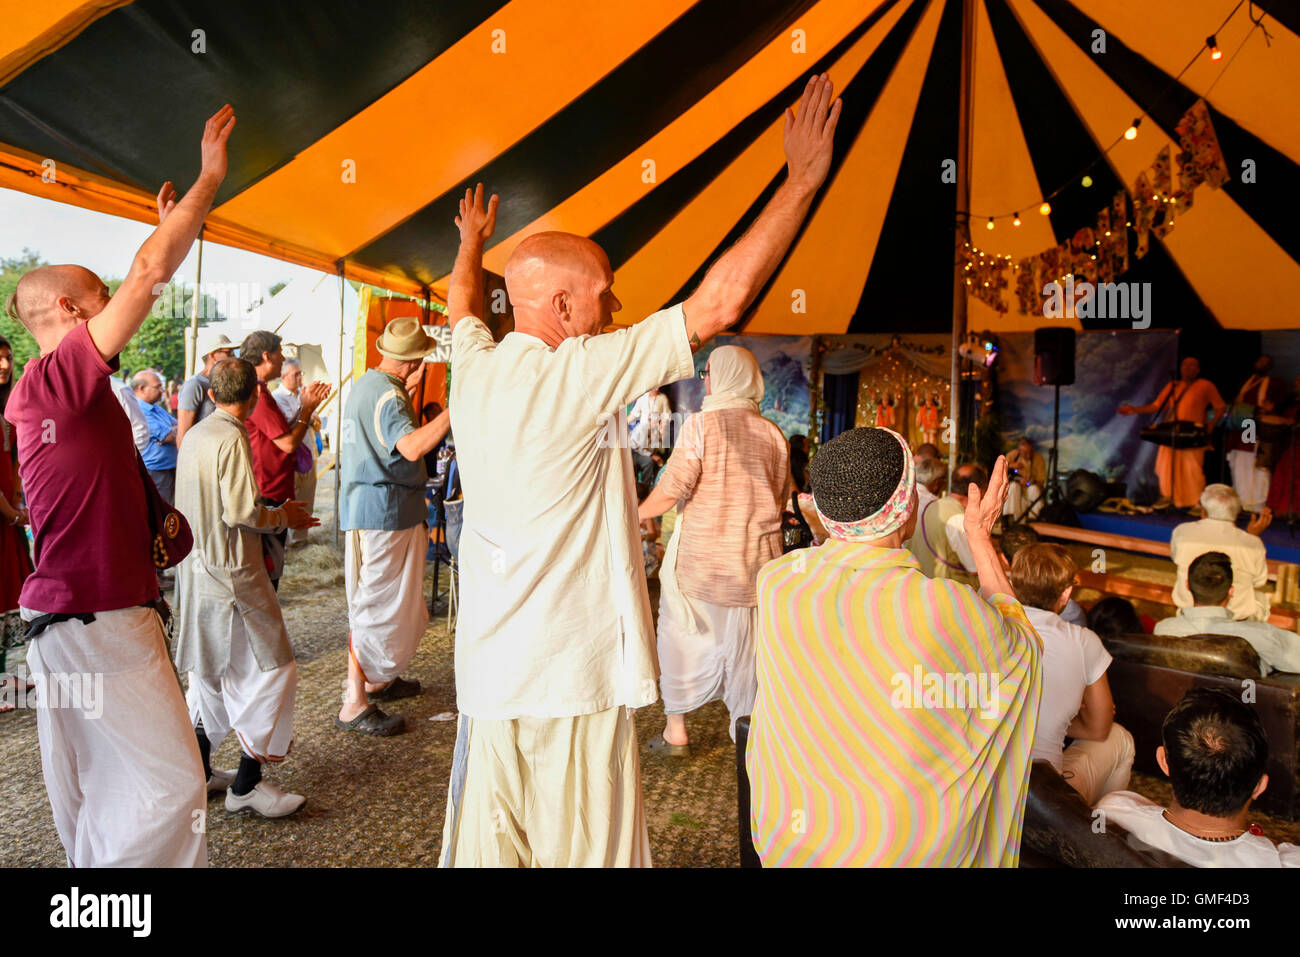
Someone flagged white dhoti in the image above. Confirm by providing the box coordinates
[288,465,318,546]
[25,606,207,868]
[186,615,297,763]
[345,525,428,683]
[440,706,650,867]
[1004,481,1044,520]
[1228,449,1271,512]
[655,516,757,740]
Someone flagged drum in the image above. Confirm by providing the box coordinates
[1139,420,1209,449]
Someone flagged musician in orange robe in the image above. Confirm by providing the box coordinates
[1119,357,1226,510]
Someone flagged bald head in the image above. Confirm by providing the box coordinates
[7,265,110,349]
[504,232,620,345]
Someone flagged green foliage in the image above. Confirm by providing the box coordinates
[0,250,44,370]
[118,283,225,381]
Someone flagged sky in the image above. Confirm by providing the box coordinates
[0,186,330,323]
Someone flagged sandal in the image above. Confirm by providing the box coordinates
[335,704,406,736]
[369,676,421,701]
[646,734,690,757]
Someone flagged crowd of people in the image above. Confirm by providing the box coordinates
[0,78,1297,869]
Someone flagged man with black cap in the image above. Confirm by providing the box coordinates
[336,316,450,735]
[747,428,1043,866]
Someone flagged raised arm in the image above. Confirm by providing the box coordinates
[448,184,499,331]
[87,106,236,362]
[963,455,1016,600]
[681,74,841,350]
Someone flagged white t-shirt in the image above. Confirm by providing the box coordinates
[1096,791,1300,867]
[109,376,150,453]
[1024,606,1112,769]
[1170,517,1269,622]
[450,305,695,719]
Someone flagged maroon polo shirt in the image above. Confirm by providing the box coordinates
[245,380,296,502]
[7,322,157,613]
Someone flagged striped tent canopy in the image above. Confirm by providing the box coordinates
[1,0,1296,334]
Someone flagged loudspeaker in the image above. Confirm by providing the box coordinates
[1066,469,1107,513]
[1034,327,1076,386]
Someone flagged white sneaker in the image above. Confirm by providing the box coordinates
[225,780,306,818]
[206,769,236,793]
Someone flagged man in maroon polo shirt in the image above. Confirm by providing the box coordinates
[237,330,329,588]
[2,105,236,867]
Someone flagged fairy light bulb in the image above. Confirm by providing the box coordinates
[1039,202,1052,216]
[1124,117,1141,140]
[1207,34,1221,60]
[1012,212,1021,227]
[986,217,995,230]
[1081,175,1093,188]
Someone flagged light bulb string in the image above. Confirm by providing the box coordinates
[956,0,1268,225]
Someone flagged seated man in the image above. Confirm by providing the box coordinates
[1009,543,1134,804]
[747,428,1042,866]
[1170,484,1270,622]
[1155,551,1300,675]
[912,453,945,513]
[998,524,1086,626]
[907,461,987,587]
[1096,688,1299,866]
[1004,437,1046,521]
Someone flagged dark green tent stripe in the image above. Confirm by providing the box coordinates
[848,0,962,333]
[592,0,907,269]
[983,0,1217,330]
[660,0,932,324]
[348,0,818,285]
[1028,0,1300,265]
[0,0,511,204]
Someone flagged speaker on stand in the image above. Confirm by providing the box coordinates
[1033,327,1076,511]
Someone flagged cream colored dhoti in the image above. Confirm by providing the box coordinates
[345,525,428,683]
[440,706,651,867]
[186,615,297,764]
[24,606,207,868]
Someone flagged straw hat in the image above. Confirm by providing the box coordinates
[196,329,234,360]
[375,316,437,361]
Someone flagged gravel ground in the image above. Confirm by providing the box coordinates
[2,498,1296,867]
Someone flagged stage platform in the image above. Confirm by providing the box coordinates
[1071,510,1300,567]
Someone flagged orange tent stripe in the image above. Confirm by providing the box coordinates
[0,0,133,87]
[213,0,695,260]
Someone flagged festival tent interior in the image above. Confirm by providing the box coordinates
[1,0,1298,517]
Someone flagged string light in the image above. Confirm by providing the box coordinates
[986,217,995,230]
[1012,212,1021,227]
[1207,34,1222,59]
[1124,117,1141,140]
[1081,175,1093,188]
[1039,202,1051,216]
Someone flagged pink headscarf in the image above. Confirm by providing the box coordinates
[813,428,916,541]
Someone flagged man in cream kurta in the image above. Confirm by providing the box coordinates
[175,358,316,819]
[440,76,841,867]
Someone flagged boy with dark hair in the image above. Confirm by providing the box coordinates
[1096,689,1299,866]
[1155,551,1300,674]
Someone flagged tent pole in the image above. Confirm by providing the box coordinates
[186,230,204,379]
[949,0,976,478]
[335,260,345,549]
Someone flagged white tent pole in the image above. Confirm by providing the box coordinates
[185,231,204,379]
[949,0,976,479]
[334,260,345,548]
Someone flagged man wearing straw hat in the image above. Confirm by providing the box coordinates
[176,327,234,445]
[336,317,451,736]
[440,74,842,867]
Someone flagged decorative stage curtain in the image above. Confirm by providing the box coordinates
[820,372,860,445]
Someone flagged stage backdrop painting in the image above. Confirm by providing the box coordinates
[662,335,812,440]
[822,335,952,452]
[997,330,1179,503]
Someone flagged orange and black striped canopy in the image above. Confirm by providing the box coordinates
[1,0,1297,333]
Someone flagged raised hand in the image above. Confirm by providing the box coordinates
[784,74,841,193]
[301,381,332,412]
[964,455,1009,543]
[282,500,320,530]
[199,104,237,184]
[455,183,499,246]
[156,181,177,225]
[1247,506,1273,537]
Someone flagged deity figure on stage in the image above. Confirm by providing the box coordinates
[916,393,941,447]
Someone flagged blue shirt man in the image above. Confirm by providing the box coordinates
[132,370,178,503]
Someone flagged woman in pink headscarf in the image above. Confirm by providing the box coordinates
[638,345,791,754]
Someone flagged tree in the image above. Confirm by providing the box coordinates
[118,282,226,381]
[0,250,44,372]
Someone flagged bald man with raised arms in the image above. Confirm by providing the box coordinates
[440,75,841,867]
[3,106,236,867]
